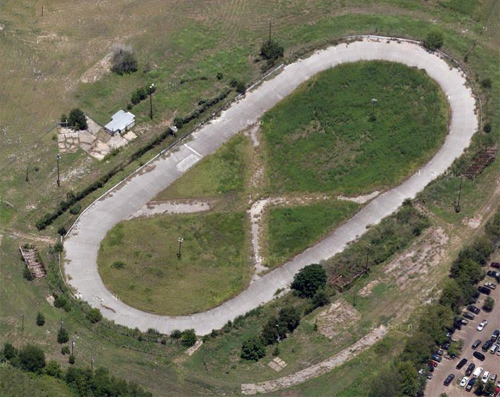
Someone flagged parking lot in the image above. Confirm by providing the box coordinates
[425,270,500,396]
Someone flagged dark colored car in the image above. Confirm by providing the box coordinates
[463,312,475,320]
[482,340,493,352]
[486,270,500,279]
[472,339,481,349]
[432,354,442,362]
[492,330,500,342]
[473,351,486,361]
[444,374,455,386]
[466,377,476,392]
[491,262,500,269]
[468,305,480,315]
[478,286,491,295]
[456,358,468,370]
[465,362,475,376]
[442,342,451,350]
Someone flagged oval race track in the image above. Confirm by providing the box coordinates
[64,37,478,335]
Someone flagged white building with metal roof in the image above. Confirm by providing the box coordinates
[104,110,135,135]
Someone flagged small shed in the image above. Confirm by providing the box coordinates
[104,110,135,135]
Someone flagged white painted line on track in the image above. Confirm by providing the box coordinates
[184,143,203,158]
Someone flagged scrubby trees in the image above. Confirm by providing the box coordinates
[111,46,138,75]
[57,327,69,344]
[260,39,284,62]
[36,312,45,326]
[18,344,46,373]
[180,329,197,347]
[483,296,495,312]
[423,30,444,50]
[87,308,103,324]
[62,108,88,131]
[241,336,266,361]
[291,264,327,298]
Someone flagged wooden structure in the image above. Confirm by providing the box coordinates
[19,245,47,279]
[464,146,497,180]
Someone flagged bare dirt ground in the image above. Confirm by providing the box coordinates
[338,190,380,204]
[128,200,212,219]
[316,299,361,339]
[241,325,388,395]
[80,52,112,84]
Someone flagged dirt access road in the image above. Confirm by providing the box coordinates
[64,37,477,335]
[425,274,500,396]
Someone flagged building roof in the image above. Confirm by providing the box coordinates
[105,110,135,133]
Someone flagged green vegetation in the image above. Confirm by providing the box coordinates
[262,61,448,195]
[98,211,251,315]
[36,312,46,327]
[180,329,197,347]
[291,264,327,298]
[111,47,138,75]
[423,30,444,50]
[241,336,266,361]
[155,134,250,200]
[61,108,87,131]
[266,200,359,266]
[483,296,495,312]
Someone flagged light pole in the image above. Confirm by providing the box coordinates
[455,175,463,213]
[71,340,75,356]
[177,237,184,258]
[25,165,29,182]
[56,154,61,187]
[149,83,155,120]
[370,98,378,121]
[365,243,371,273]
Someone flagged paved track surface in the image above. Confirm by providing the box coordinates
[64,38,477,335]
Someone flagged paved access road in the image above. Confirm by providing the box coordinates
[64,38,478,335]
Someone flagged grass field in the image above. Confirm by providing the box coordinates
[154,134,251,201]
[265,200,359,267]
[261,61,448,195]
[98,211,251,315]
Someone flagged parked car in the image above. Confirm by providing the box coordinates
[490,344,499,354]
[461,318,469,326]
[483,340,494,352]
[490,374,497,383]
[485,282,497,290]
[468,305,481,315]
[491,262,500,269]
[465,363,476,376]
[472,340,482,349]
[429,360,438,367]
[482,371,491,383]
[442,342,451,350]
[473,351,486,361]
[478,286,492,295]
[432,354,442,362]
[456,358,468,370]
[444,374,455,386]
[464,312,475,320]
[460,376,469,387]
[466,377,476,392]
[486,270,500,279]
[473,367,484,378]
[492,330,500,342]
[477,320,488,331]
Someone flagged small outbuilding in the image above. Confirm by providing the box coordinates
[105,110,135,135]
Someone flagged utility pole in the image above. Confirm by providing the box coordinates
[41,5,44,17]
[21,313,24,333]
[268,19,273,43]
[149,83,155,120]
[91,355,94,372]
[455,175,463,213]
[56,154,61,187]
[25,165,29,182]
[71,341,75,356]
[177,237,184,258]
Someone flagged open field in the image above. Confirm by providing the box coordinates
[262,61,448,195]
[1,0,499,395]
[98,211,251,315]
[265,200,359,267]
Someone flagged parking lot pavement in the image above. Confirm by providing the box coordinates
[425,275,500,396]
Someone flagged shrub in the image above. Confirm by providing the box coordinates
[241,336,266,361]
[87,308,103,323]
[44,360,62,378]
[111,47,138,75]
[311,288,329,308]
[216,72,223,80]
[57,328,69,344]
[423,30,444,50]
[18,344,46,373]
[69,355,75,364]
[54,242,64,253]
[67,108,88,130]
[278,306,300,333]
[23,267,34,281]
[58,226,67,236]
[61,345,70,355]
[180,329,197,347]
[3,342,17,360]
[260,39,284,61]
[481,78,492,89]
[111,260,126,269]
[36,312,45,327]
[69,204,81,215]
[483,296,495,312]
[483,123,492,133]
[170,329,182,339]
[291,264,327,298]
[236,81,246,95]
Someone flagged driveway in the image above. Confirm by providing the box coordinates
[64,37,478,335]
[425,276,500,396]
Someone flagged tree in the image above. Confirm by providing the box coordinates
[485,380,496,394]
[44,360,62,378]
[111,47,138,75]
[278,306,301,333]
[87,308,103,324]
[36,312,45,326]
[180,329,197,347]
[260,39,284,61]
[261,316,282,345]
[396,361,422,397]
[312,288,329,308]
[291,264,327,298]
[235,81,246,95]
[57,327,69,344]
[423,30,444,50]
[18,344,46,373]
[241,336,266,361]
[170,329,182,339]
[368,365,400,397]
[68,108,88,131]
[483,296,495,312]
[3,342,17,360]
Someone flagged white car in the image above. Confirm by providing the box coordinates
[477,320,488,331]
[473,367,483,378]
[460,376,469,387]
[481,371,490,383]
